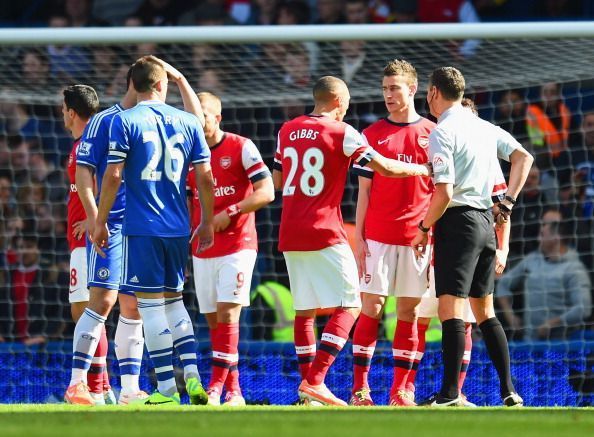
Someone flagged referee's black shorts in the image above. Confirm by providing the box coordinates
[433,206,496,298]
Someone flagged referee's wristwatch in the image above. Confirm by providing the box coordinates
[418,221,430,233]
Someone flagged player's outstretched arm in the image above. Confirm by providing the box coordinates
[75,164,98,238]
[411,182,453,259]
[93,162,124,256]
[151,56,205,127]
[192,162,215,253]
[272,169,283,191]
[367,153,431,178]
[354,176,371,279]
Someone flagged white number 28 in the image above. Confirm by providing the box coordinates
[282,146,325,197]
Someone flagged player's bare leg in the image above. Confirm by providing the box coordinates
[470,295,522,406]
[115,293,148,405]
[299,306,360,407]
[350,293,385,406]
[389,297,421,407]
[65,300,95,405]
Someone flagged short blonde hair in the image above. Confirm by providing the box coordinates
[198,91,222,115]
[383,59,417,86]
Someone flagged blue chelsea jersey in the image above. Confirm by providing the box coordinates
[108,100,210,237]
[77,104,126,225]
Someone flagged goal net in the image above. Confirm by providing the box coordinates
[0,24,593,406]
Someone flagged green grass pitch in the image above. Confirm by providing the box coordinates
[1,405,593,437]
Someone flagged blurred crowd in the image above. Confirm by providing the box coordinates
[0,0,593,345]
[1,0,592,28]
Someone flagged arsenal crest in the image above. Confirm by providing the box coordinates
[220,156,232,169]
[418,135,429,148]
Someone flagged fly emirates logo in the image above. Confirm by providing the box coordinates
[213,178,235,197]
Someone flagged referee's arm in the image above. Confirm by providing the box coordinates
[496,128,533,207]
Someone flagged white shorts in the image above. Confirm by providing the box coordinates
[360,240,431,298]
[418,267,476,323]
[193,250,257,314]
[69,247,89,303]
[284,243,361,311]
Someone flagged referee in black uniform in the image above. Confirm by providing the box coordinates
[412,67,533,406]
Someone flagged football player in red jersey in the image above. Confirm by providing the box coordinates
[273,76,431,406]
[188,92,274,406]
[61,85,107,405]
[349,60,436,406]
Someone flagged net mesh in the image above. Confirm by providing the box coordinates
[0,35,593,406]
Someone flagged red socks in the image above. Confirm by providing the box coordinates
[390,320,418,395]
[294,316,316,379]
[352,313,379,392]
[209,322,239,392]
[459,323,472,392]
[306,309,356,386]
[88,325,108,394]
[406,321,428,392]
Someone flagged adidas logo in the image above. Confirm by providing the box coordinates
[130,276,139,283]
[175,319,191,328]
[159,328,171,335]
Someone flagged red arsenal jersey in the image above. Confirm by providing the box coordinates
[67,138,86,252]
[355,117,435,246]
[188,132,270,258]
[275,114,376,252]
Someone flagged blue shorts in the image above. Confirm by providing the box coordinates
[86,224,128,294]
[121,236,188,294]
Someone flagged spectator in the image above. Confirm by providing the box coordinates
[574,111,594,217]
[29,145,64,202]
[9,234,66,344]
[280,43,312,89]
[21,49,52,93]
[196,66,226,95]
[63,0,109,27]
[179,1,234,25]
[134,0,191,26]
[417,0,480,57]
[91,0,142,25]
[391,0,417,22]
[527,82,571,156]
[91,45,126,95]
[526,82,574,206]
[508,165,551,264]
[314,0,345,24]
[345,0,372,23]
[319,40,367,86]
[248,43,288,87]
[276,0,310,24]
[245,0,279,25]
[497,209,592,341]
[7,134,30,185]
[495,89,529,146]
[47,15,92,83]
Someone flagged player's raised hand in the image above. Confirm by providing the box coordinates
[150,55,183,83]
[355,235,370,279]
[411,229,428,260]
[192,221,214,254]
[72,220,86,241]
[92,222,109,258]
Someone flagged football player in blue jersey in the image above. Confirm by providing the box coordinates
[93,56,214,405]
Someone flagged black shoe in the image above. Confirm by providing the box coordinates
[419,392,463,407]
[502,392,524,407]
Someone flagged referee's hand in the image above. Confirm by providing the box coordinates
[411,230,429,260]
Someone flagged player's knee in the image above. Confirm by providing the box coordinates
[89,288,117,316]
[396,302,419,322]
[361,294,384,319]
